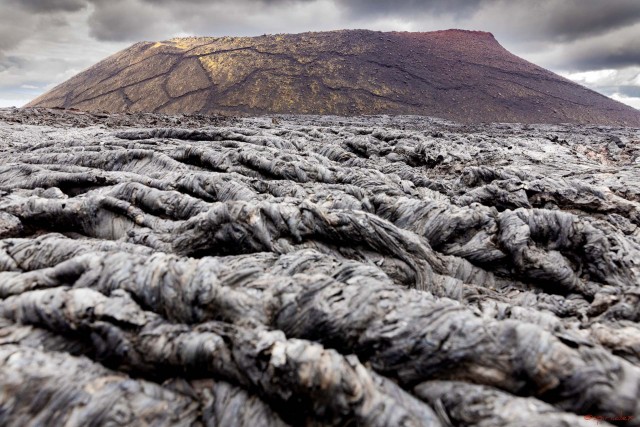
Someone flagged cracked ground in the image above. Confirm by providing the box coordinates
[0,107,639,426]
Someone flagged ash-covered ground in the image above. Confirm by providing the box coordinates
[0,107,639,426]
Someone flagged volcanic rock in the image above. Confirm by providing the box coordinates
[27,30,640,125]
[0,107,639,426]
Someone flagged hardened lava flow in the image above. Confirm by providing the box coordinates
[0,107,639,426]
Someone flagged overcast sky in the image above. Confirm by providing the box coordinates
[1,0,640,109]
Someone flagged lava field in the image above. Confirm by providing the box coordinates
[0,107,639,426]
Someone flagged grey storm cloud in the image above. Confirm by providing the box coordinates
[618,86,640,98]
[0,56,25,73]
[86,0,174,42]
[334,0,487,18]
[85,0,330,42]
[333,0,640,42]
[571,44,640,70]
[74,0,640,65]
[538,23,640,71]
[539,0,640,42]
[4,0,640,49]
[8,0,87,13]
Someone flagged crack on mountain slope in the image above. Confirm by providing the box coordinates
[63,53,183,105]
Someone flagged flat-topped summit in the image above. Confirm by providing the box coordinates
[27,29,640,125]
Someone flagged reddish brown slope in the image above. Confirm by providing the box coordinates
[27,29,640,125]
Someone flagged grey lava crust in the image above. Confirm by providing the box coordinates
[0,107,639,426]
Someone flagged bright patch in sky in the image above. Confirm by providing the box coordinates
[560,69,618,85]
[0,99,29,108]
[560,68,640,110]
[611,93,640,109]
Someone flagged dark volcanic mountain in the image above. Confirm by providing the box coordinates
[27,29,640,125]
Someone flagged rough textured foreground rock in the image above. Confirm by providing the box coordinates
[0,107,639,426]
[26,29,640,126]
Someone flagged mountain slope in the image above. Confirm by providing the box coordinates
[27,29,640,125]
